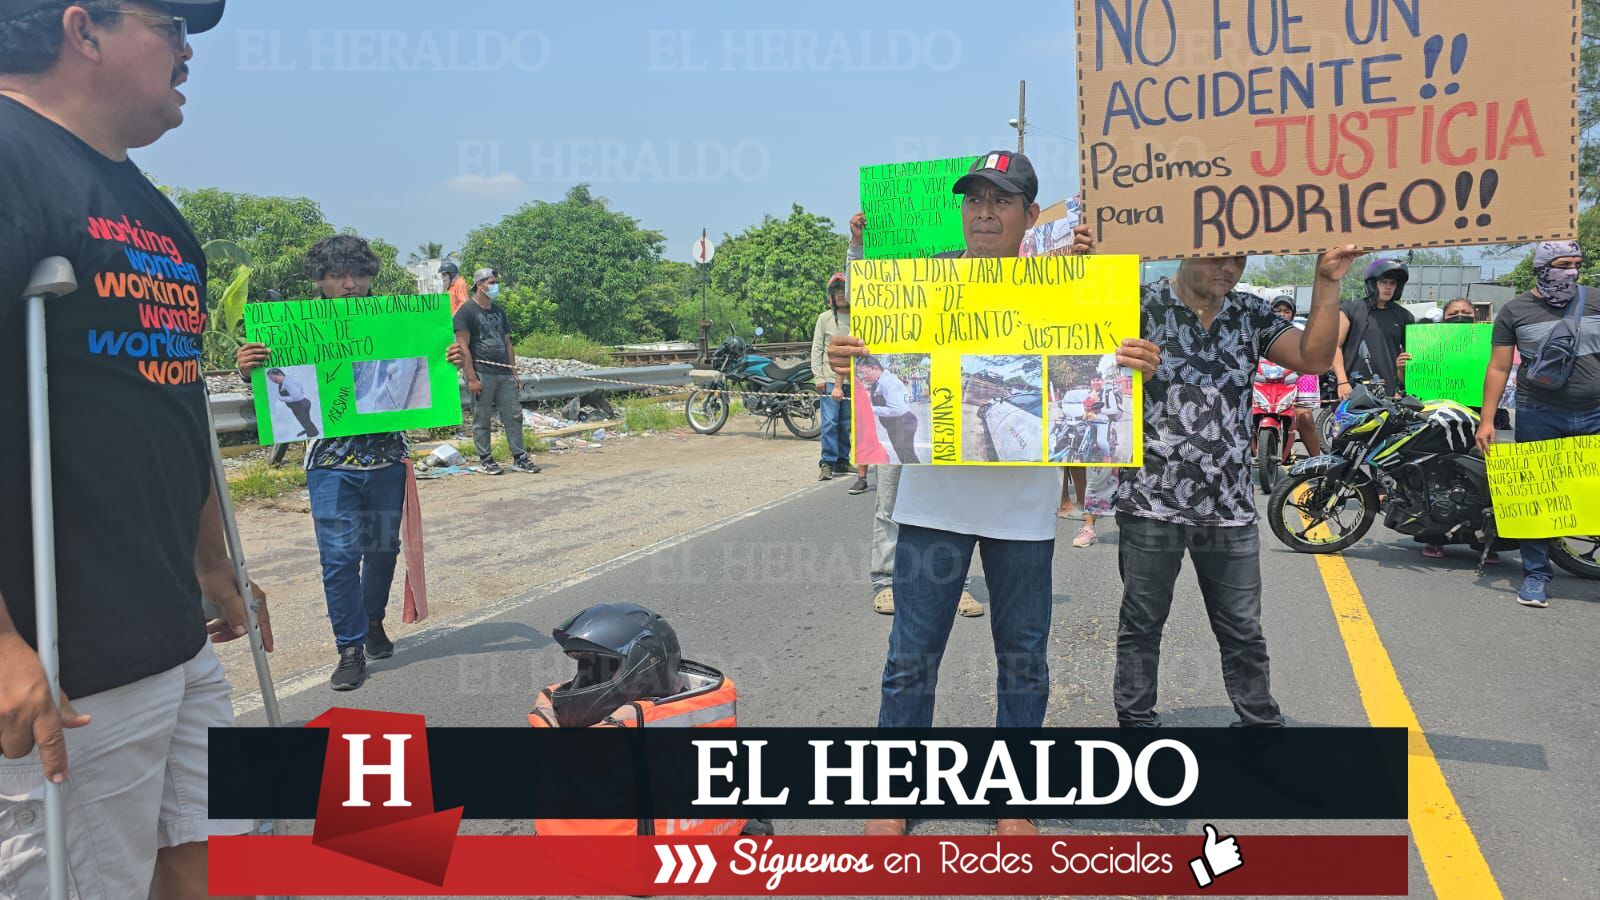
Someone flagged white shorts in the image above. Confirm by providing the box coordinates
[0,642,253,900]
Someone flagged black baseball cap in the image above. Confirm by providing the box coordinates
[0,1,226,34]
[953,151,1039,205]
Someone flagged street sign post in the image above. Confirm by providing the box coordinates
[693,229,716,362]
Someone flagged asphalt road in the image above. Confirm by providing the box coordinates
[238,471,1600,900]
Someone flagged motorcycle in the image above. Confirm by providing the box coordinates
[1251,361,1301,494]
[1048,389,1120,464]
[1265,385,1600,580]
[685,330,822,439]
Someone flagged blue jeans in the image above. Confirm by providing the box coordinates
[1514,401,1600,582]
[819,384,851,465]
[879,524,1055,729]
[307,464,406,649]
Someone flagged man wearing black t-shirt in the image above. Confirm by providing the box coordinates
[0,2,266,896]
[1333,257,1414,397]
[454,267,538,474]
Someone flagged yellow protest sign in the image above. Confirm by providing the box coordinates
[1487,436,1600,539]
[1074,1,1579,260]
[847,254,1142,467]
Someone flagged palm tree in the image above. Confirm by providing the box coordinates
[408,241,446,264]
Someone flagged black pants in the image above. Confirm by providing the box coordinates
[1113,513,1282,727]
[882,414,919,464]
[287,398,320,438]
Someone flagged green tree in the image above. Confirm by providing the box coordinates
[408,242,447,263]
[707,205,847,342]
[170,188,414,301]
[461,184,665,343]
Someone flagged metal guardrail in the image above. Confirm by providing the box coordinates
[211,364,692,435]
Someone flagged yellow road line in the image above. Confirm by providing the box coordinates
[1297,494,1502,898]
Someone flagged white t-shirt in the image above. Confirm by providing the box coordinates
[893,466,1063,542]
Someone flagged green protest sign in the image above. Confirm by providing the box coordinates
[1404,323,1494,408]
[860,155,978,259]
[245,294,462,445]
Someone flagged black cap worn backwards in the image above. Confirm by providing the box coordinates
[0,1,225,34]
[952,150,1039,205]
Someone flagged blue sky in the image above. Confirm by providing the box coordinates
[139,0,1082,265]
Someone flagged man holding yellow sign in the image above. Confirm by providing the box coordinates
[830,150,1162,838]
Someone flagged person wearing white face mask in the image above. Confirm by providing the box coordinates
[1478,241,1600,608]
[454,268,537,474]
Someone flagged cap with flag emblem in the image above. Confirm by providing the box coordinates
[953,150,1038,205]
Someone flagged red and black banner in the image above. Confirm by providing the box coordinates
[208,709,1411,895]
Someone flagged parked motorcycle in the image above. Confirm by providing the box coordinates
[1266,385,1600,580]
[1251,361,1301,494]
[685,331,822,439]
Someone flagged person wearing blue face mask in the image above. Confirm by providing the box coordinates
[454,267,538,475]
[1478,241,1600,608]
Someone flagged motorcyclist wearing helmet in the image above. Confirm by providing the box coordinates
[811,272,867,491]
[1333,257,1414,399]
[441,259,469,315]
[1267,297,1323,457]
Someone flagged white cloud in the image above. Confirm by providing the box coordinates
[445,173,527,198]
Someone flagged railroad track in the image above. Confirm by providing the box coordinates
[608,341,811,367]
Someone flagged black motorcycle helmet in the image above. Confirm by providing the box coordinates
[548,603,683,728]
[439,260,460,278]
[1363,258,1409,303]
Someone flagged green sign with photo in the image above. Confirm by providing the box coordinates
[244,294,462,445]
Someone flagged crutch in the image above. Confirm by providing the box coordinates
[25,257,75,900]
[199,365,290,874]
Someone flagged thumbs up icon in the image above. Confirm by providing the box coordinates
[1188,824,1243,888]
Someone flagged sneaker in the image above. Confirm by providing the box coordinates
[819,461,834,481]
[1422,544,1444,559]
[873,587,894,615]
[832,461,852,475]
[957,591,984,617]
[1516,576,1549,608]
[331,646,367,691]
[512,456,542,474]
[480,460,503,475]
[1073,525,1099,548]
[848,477,870,495]
[365,619,394,660]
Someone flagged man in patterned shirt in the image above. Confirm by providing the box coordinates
[1113,247,1361,728]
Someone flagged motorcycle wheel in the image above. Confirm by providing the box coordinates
[782,388,823,439]
[1256,429,1282,495]
[1550,535,1600,580]
[1268,471,1378,554]
[685,388,730,435]
[1317,405,1340,449]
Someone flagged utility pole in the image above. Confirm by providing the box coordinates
[1015,80,1027,153]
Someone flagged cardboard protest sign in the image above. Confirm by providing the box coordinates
[1403,323,1492,406]
[847,254,1142,467]
[860,156,978,259]
[245,294,462,445]
[1075,2,1579,259]
[1487,436,1600,538]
